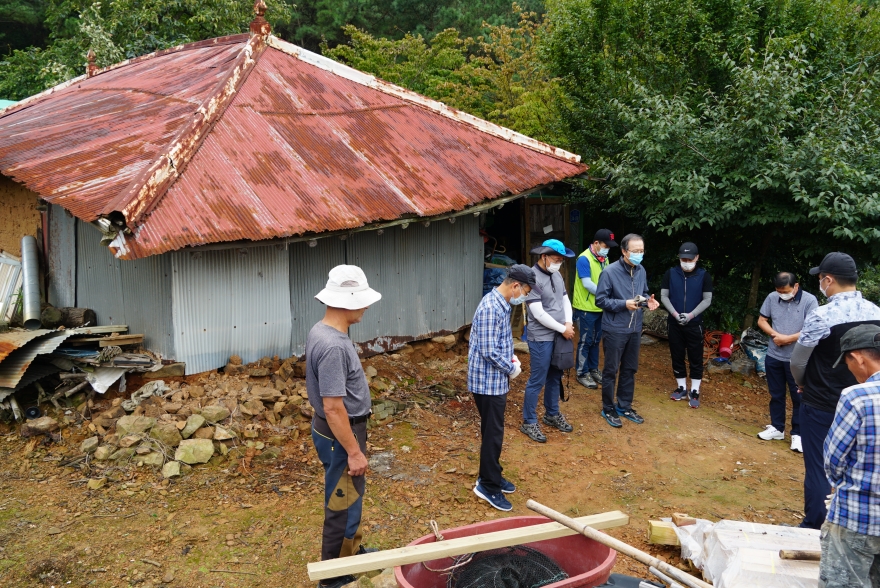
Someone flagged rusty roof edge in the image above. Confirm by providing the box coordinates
[0,35,250,122]
[112,183,567,259]
[102,35,267,230]
[265,35,583,165]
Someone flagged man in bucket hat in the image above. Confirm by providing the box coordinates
[307,265,382,588]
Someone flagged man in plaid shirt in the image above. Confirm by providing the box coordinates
[821,324,880,587]
[468,264,535,512]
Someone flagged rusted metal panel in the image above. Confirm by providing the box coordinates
[0,330,69,388]
[0,329,54,363]
[48,204,76,308]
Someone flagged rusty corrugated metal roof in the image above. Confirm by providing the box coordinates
[0,29,586,260]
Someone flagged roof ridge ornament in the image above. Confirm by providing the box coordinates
[86,49,98,78]
[250,0,271,36]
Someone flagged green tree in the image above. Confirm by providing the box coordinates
[0,0,49,52]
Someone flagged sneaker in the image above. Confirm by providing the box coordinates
[670,387,688,401]
[577,373,598,389]
[791,435,803,453]
[616,405,644,424]
[542,413,574,433]
[601,409,623,428]
[477,477,516,494]
[473,483,513,511]
[757,425,785,441]
[520,422,547,443]
[590,369,603,384]
[319,576,356,588]
[688,390,700,409]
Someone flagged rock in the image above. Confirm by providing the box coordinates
[176,420,187,430]
[274,378,289,391]
[193,427,215,439]
[640,334,659,345]
[175,439,215,464]
[371,568,397,588]
[213,425,236,441]
[161,402,182,414]
[256,446,281,461]
[162,461,181,479]
[397,344,414,355]
[370,379,389,393]
[251,386,281,402]
[181,414,206,439]
[116,415,156,436]
[513,341,530,354]
[150,423,183,447]
[188,385,206,398]
[229,355,242,366]
[144,362,185,379]
[136,445,152,455]
[199,406,230,423]
[249,367,271,377]
[139,452,164,467]
[162,570,175,584]
[224,363,248,376]
[240,399,265,416]
[80,436,100,454]
[273,401,286,414]
[731,358,756,376]
[110,447,136,461]
[280,403,299,417]
[93,445,114,461]
[46,527,62,536]
[87,478,107,490]
[431,334,457,350]
[119,435,141,448]
[299,403,314,419]
[276,358,297,381]
[100,405,126,420]
[364,366,378,379]
[20,416,59,437]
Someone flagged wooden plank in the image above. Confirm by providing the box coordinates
[648,520,680,546]
[307,510,629,581]
[99,335,143,347]
[68,325,128,335]
[672,513,696,527]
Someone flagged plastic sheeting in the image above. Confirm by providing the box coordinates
[740,328,768,374]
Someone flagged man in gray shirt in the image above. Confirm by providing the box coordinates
[756,272,818,452]
[307,265,381,588]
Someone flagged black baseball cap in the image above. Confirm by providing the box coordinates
[832,324,880,368]
[678,242,699,258]
[507,264,537,287]
[810,252,858,279]
[593,229,618,248]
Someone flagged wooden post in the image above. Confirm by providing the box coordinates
[527,500,712,588]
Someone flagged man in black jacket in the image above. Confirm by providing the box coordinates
[661,242,713,408]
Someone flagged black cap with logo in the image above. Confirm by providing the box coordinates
[593,229,618,248]
[832,324,880,368]
[810,252,858,280]
[678,242,699,258]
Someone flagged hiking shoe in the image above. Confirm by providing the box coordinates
[542,413,573,433]
[757,425,785,440]
[520,422,547,443]
[791,435,803,453]
[688,390,700,409]
[319,576,356,588]
[616,406,644,424]
[477,477,516,494]
[474,483,513,511]
[590,369,603,384]
[356,545,379,555]
[577,373,598,389]
[670,387,688,401]
[601,409,622,428]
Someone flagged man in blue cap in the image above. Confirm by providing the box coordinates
[521,239,576,443]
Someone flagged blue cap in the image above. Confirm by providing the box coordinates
[530,239,575,258]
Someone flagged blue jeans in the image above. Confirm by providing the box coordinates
[765,355,800,435]
[523,340,562,424]
[574,310,602,375]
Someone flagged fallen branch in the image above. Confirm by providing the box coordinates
[210,569,257,576]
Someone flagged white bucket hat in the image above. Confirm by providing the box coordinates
[315,265,382,310]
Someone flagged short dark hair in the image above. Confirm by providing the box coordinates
[620,233,643,252]
[849,348,880,362]
[821,272,858,287]
[774,272,797,288]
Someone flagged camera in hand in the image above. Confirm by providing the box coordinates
[633,295,649,308]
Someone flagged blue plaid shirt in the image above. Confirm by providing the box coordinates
[825,371,880,536]
[468,288,516,395]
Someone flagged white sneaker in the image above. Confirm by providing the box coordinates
[757,425,785,440]
[791,435,803,453]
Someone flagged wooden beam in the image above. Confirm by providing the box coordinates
[307,510,628,581]
[99,335,143,347]
[648,520,680,546]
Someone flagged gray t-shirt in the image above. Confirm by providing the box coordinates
[305,322,371,420]
[526,265,567,342]
[759,290,819,361]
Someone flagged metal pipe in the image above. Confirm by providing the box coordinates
[21,235,42,330]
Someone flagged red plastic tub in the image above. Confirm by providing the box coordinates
[395,516,616,588]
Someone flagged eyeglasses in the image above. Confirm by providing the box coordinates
[627,249,645,254]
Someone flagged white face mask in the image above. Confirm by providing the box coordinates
[820,277,830,298]
[548,262,563,273]
[779,291,795,301]
[680,261,696,272]
[510,294,528,305]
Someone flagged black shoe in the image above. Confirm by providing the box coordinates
[601,409,622,428]
[357,545,378,554]
[319,575,356,588]
[520,422,547,443]
[616,405,644,424]
[590,369,603,384]
[542,413,573,433]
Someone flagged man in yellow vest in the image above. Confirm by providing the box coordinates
[573,229,618,389]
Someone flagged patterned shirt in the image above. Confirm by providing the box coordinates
[468,288,515,396]
[799,291,880,347]
[825,371,880,536]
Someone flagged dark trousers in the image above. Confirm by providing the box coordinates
[473,393,507,495]
[801,402,835,530]
[766,355,801,435]
[312,416,367,561]
[523,340,562,423]
[601,330,641,412]
[574,309,603,375]
[668,318,704,381]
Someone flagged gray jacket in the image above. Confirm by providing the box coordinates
[595,258,650,333]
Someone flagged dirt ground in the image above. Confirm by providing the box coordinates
[0,339,806,587]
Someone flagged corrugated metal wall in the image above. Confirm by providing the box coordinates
[48,205,76,308]
[289,238,345,357]
[76,221,175,358]
[171,246,291,374]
